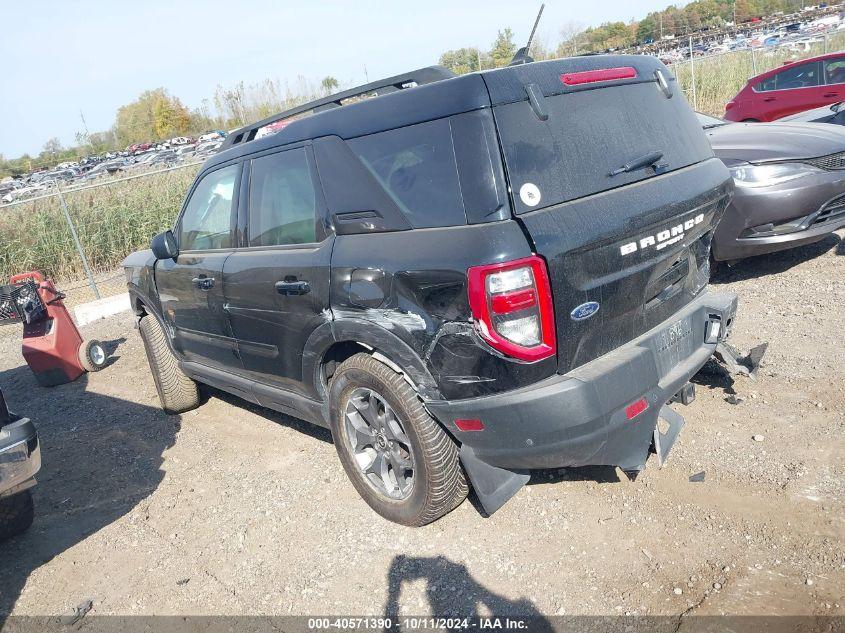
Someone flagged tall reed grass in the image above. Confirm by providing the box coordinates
[672,31,845,116]
[0,166,198,281]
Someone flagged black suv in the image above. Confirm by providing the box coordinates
[124,57,738,525]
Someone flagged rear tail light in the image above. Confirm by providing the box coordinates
[467,255,556,362]
[561,67,637,86]
[725,101,736,111]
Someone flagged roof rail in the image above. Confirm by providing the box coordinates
[219,65,456,150]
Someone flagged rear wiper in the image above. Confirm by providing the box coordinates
[609,151,665,177]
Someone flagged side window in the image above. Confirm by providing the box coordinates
[775,63,820,90]
[178,164,238,251]
[248,148,318,247]
[825,58,845,85]
[756,76,777,92]
[348,118,468,228]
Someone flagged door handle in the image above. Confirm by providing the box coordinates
[824,92,839,98]
[763,97,776,102]
[275,280,310,296]
[192,276,215,291]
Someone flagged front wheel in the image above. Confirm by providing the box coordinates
[138,315,199,414]
[328,353,467,526]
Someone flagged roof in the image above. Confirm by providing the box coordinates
[204,55,672,171]
[205,67,488,170]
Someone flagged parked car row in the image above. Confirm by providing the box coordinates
[0,132,227,205]
[633,5,845,63]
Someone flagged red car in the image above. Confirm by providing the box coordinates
[724,52,845,122]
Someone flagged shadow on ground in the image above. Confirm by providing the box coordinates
[208,388,332,443]
[0,340,177,622]
[710,233,841,284]
[383,555,554,630]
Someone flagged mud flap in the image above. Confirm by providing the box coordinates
[653,404,685,468]
[459,446,530,516]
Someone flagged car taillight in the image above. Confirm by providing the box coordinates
[725,101,735,110]
[467,255,556,362]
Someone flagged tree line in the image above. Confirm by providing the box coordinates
[0,77,340,178]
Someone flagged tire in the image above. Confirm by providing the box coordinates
[328,353,468,526]
[138,315,199,414]
[0,490,34,542]
[78,339,108,372]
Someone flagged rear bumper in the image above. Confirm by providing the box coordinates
[426,291,738,472]
[0,417,41,497]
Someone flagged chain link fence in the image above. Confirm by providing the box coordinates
[668,31,845,114]
[0,161,202,338]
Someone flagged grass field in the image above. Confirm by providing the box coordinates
[0,166,198,282]
[672,31,845,115]
[3,33,845,285]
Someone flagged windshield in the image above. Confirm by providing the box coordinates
[696,112,727,129]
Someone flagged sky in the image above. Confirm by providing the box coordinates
[0,0,674,157]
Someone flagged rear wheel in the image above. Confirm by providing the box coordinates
[0,490,34,542]
[139,315,199,414]
[328,353,467,526]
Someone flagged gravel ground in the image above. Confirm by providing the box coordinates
[0,232,843,625]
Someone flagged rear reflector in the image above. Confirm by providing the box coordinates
[455,418,485,432]
[625,398,649,420]
[561,67,637,86]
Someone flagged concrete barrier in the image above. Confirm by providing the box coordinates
[73,293,131,327]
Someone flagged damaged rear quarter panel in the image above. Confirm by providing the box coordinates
[329,221,557,400]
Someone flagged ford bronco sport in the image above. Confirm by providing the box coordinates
[124,56,738,526]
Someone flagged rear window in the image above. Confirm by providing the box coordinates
[348,118,467,228]
[494,82,713,213]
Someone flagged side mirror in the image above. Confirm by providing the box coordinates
[151,230,178,261]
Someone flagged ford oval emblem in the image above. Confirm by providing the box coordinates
[570,301,600,321]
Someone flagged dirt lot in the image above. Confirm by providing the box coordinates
[1,233,843,626]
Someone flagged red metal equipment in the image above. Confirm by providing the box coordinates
[0,271,108,387]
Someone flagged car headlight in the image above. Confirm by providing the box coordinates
[729,163,820,188]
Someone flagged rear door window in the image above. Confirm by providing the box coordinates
[757,62,820,91]
[248,148,318,246]
[348,119,467,228]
